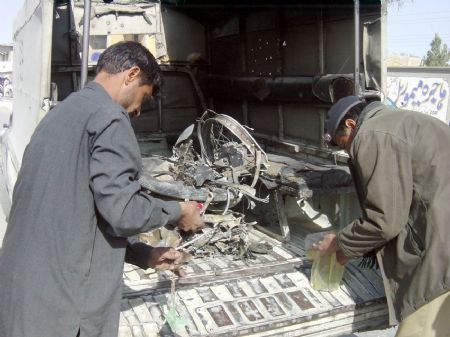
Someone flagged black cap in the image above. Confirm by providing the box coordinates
[324,96,365,145]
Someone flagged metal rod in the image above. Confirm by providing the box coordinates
[80,0,92,90]
[69,0,78,92]
[242,100,249,126]
[277,103,284,140]
[239,14,247,73]
[354,0,361,96]
[317,8,325,74]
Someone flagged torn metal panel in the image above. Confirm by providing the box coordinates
[73,2,161,35]
[72,1,167,62]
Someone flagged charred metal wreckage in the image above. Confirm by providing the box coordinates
[138,110,273,261]
[123,111,387,337]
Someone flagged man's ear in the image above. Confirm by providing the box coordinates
[125,66,141,85]
[344,119,356,129]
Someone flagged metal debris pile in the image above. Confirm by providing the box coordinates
[139,110,272,260]
[179,213,253,259]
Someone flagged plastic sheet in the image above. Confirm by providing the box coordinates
[305,232,345,291]
[165,277,189,334]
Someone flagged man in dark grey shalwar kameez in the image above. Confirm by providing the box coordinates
[0,42,203,337]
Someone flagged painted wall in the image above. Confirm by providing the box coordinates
[387,67,450,124]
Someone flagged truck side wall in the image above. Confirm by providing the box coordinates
[160,4,383,162]
[10,0,54,166]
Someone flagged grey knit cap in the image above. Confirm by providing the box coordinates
[324,96,365,145]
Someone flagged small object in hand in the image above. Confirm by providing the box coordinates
[165,276,189,333]
[197,202,204,210]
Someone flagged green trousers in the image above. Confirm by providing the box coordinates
[396,291,450,337]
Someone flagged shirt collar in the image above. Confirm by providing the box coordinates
[84,81,131,121]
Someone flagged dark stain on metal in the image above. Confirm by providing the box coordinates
[260,296,285,317]
[207,305,234,327]
[226,282,245,298]
[275,292,295,311]
[288,290,315,310]
[321,291,341,308]
[238,300,264,321]
[248,279,268,295]
[189,263,207,275]
[225,303,244,324]
[302,287,321,305]
[197,287,219,303]
[275,274,296,288]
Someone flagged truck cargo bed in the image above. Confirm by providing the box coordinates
[120,228,387,337]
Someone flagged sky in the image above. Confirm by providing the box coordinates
[0,0,450,58]
[387,0,450,57]
[0,0,23,45]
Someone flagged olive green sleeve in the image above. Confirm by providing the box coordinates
[337,130,413,258]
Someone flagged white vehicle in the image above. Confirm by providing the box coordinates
[2,1,390,336]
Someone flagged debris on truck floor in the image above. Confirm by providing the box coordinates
[138,111,272,261]
[125,112,386,337]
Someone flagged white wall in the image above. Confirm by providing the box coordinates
[387,67,450,124]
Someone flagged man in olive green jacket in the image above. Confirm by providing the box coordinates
[316,96,450,337]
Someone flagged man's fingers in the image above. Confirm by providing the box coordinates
[155,260,187,278]
[311,234,338,253]
[153,248,187,267]
[150,247,190,277]
[311,240,324,251]
[336,250,349,265]
[174,268,187,278]
[158,248,182,262]
[177,201,205,232]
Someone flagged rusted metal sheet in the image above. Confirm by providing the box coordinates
[120,229,388,336]
[120,267,387,337]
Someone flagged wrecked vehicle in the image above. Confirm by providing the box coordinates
[138,110,271,262]
[2,0,390,336]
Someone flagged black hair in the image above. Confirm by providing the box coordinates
[96,41,162,97]
[335,102,366,138]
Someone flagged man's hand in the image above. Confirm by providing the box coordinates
[312,233,338,253]
[312,233,349,265]
[336,250,349,265]
[177,201,204,232]
[148,247,190,277]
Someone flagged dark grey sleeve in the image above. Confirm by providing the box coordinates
[89,116,181,237]
[125,236,153,269]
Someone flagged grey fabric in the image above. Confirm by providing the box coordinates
[0,81,181,337]
[125,236,154,270]
[336,104,450,324]
[324,95,365,144]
